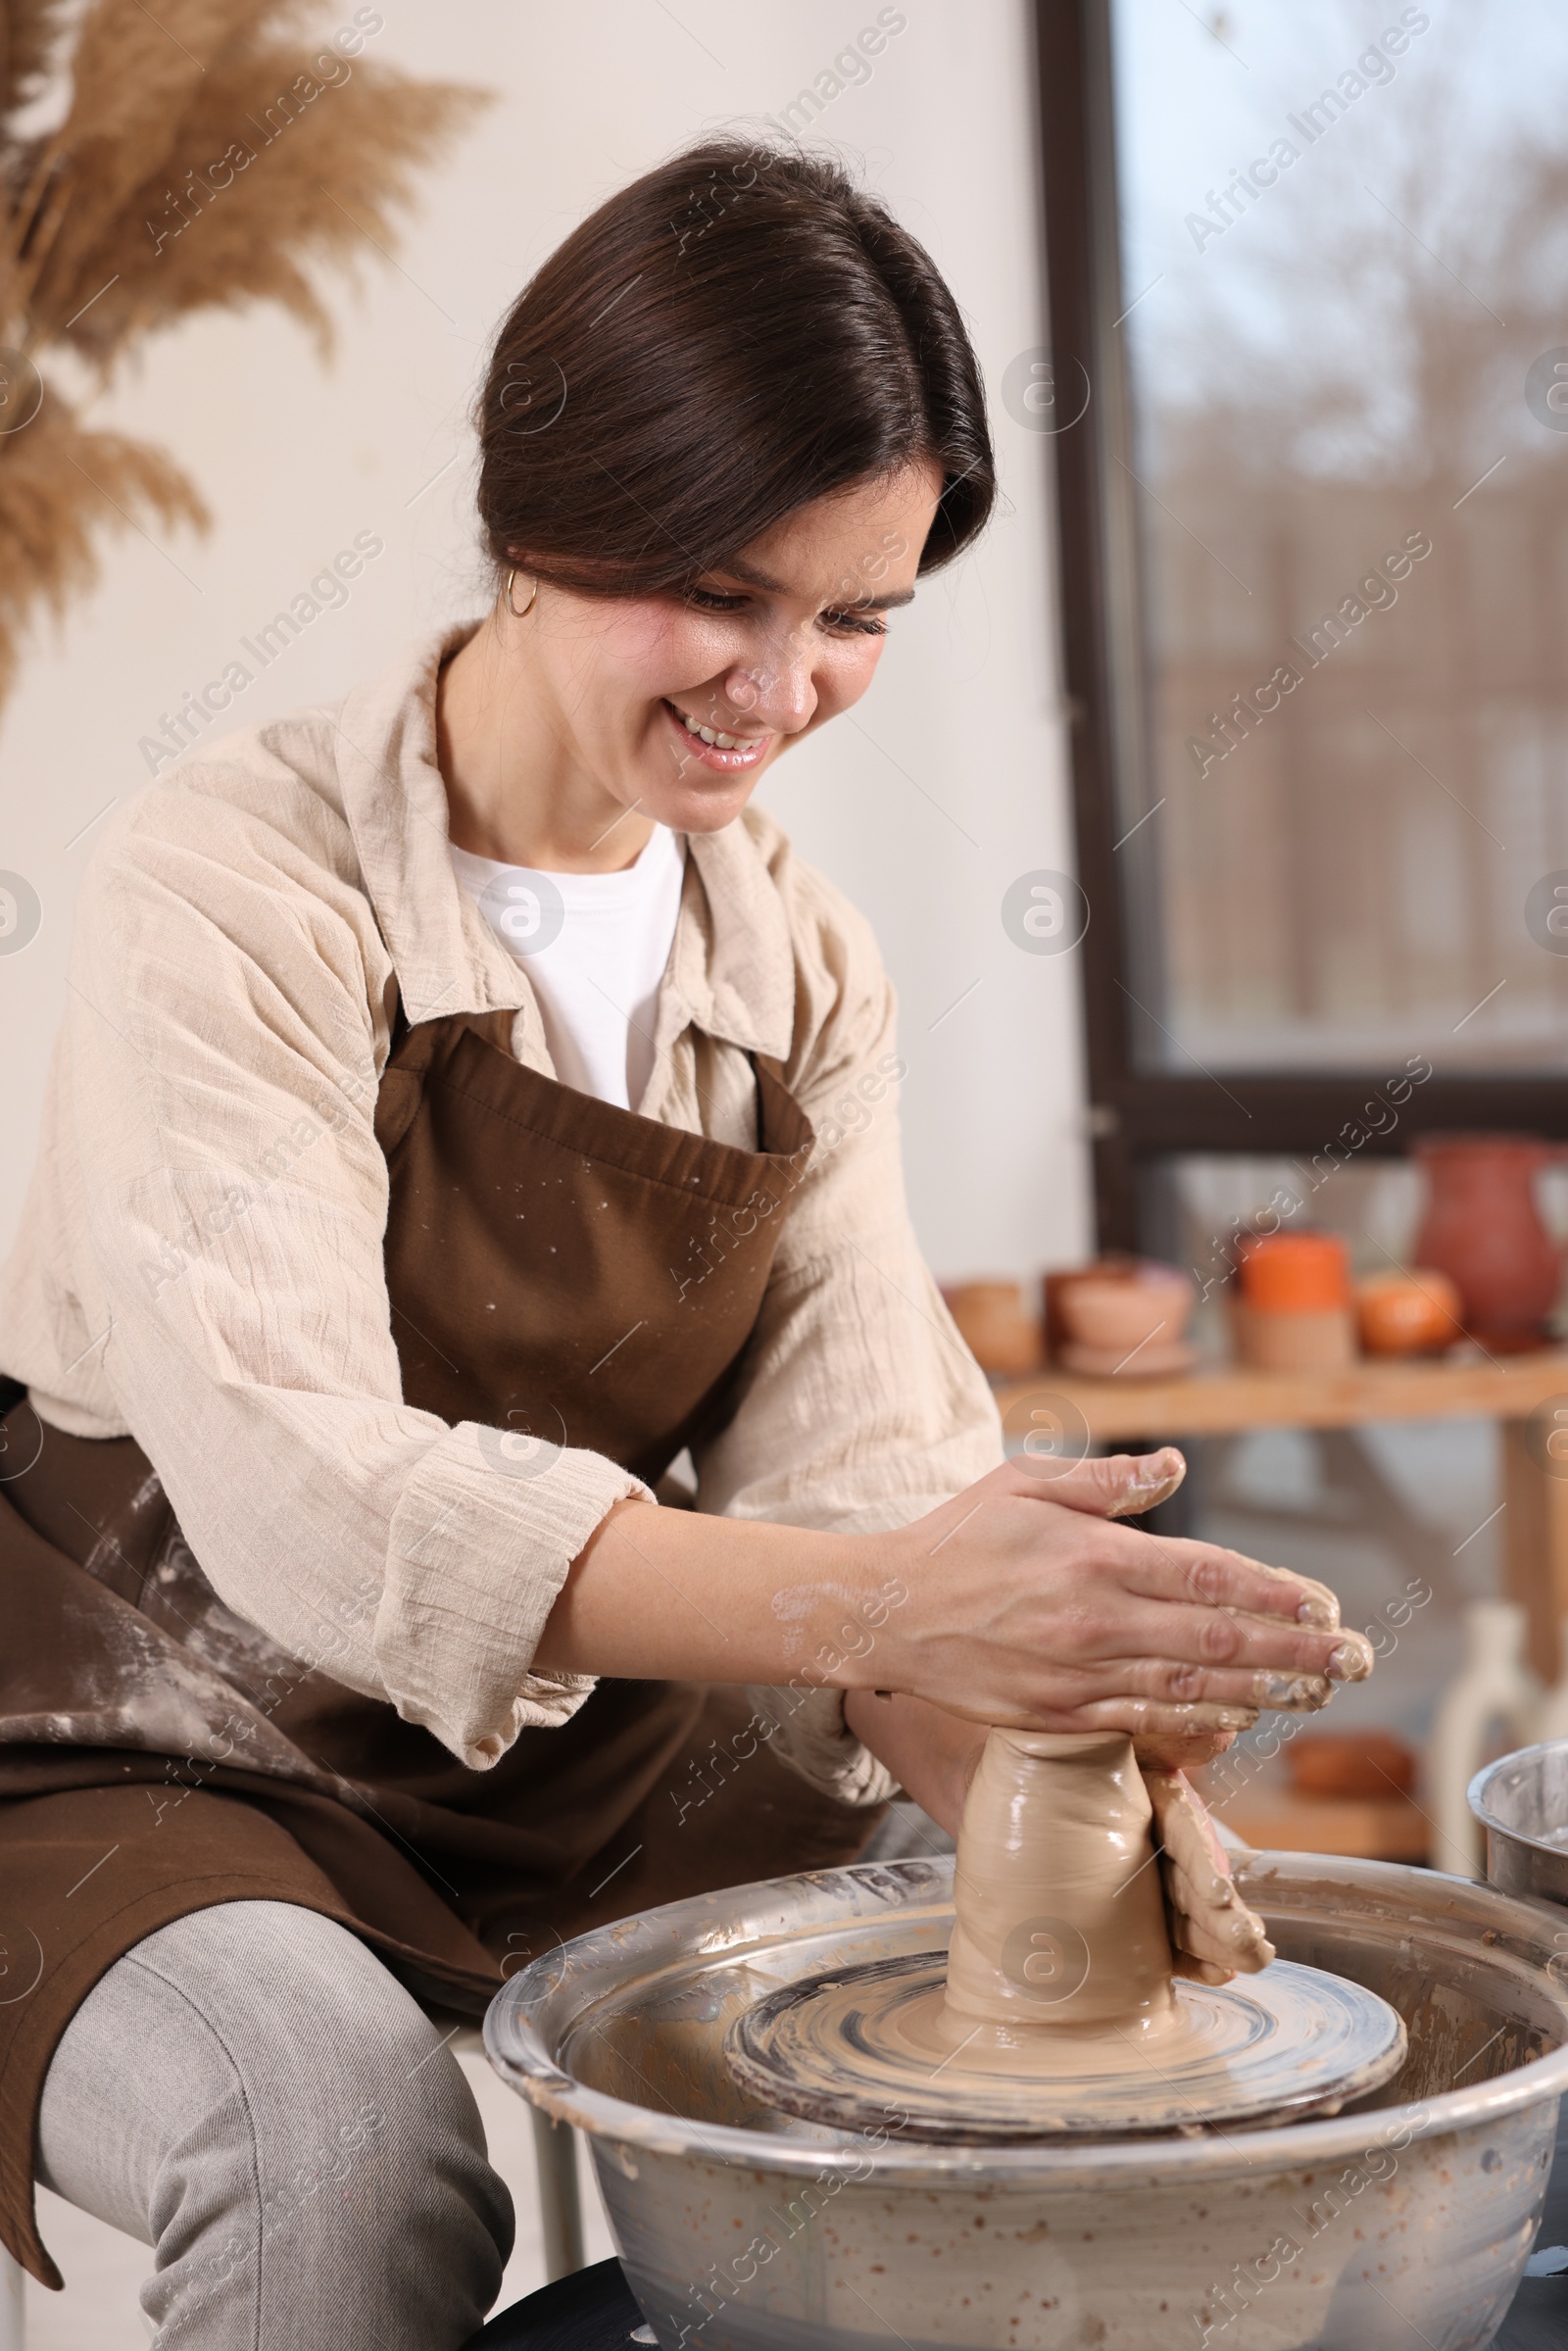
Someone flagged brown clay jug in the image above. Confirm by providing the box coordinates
[1412,1135,1563,1351]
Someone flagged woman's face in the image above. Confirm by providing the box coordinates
[521,461,944,835]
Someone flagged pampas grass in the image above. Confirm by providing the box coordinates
[0,0,487,705]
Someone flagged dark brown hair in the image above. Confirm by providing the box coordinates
[475,138,995,597]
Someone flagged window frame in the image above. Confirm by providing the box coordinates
[1037,0,1568,1252]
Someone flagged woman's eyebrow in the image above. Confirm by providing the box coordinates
[847,586,916,611]
[713,555,916,610]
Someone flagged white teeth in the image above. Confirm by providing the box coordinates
[672,704,755,752]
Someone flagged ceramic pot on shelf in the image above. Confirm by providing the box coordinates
[942,1280,1043,1378]
[1052,1257,1198,1377]
[1233,1231,1355,1373]
[1354,1268,1464,1357]
[1412,1135,1564,1353]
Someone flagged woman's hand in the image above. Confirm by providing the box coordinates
[865,1449,1372,1741]
[538,1447,1370,1753]
[1145,1766,1273,1983]
[844,1446,1362,1836]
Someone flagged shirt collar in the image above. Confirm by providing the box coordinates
[333,625,796,1061]
[680,824,794,1060]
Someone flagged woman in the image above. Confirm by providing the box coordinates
[0,140,1362,2347]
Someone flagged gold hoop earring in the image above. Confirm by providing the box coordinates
[505,567,539,618]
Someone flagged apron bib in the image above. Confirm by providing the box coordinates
[0,1009,879,2284]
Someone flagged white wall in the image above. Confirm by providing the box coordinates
[0,0,1092,1283]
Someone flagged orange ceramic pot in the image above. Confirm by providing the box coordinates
[1234,1233,1354,1370]
[1354,1269,1463,1357]
[1239,1232,1351,1313]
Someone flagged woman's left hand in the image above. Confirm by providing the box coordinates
[1145,1766,1273,1982]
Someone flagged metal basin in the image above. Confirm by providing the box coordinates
[1472,1739,1568,1916]
[485,1853,1568,2350]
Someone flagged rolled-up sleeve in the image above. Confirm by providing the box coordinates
[52,782,646,1769]
[693,873,1004,1805]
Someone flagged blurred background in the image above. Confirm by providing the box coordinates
[1004,0,1568,1867]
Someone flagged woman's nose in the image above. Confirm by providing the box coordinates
[724,642,816,734]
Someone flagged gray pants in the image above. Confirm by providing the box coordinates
[34,1901,514,2348]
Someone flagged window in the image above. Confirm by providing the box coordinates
[1040,0,1568,1248]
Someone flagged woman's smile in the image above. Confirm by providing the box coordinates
[662,696,774,771]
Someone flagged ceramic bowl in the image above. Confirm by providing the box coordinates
[1355,1269,1463,1356]
[488,1851,1568,2351]
[1055,1263,1195,1355]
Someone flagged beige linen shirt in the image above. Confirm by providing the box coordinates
[0,627,1003,1801]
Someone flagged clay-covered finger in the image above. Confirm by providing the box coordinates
[1102,1447,1187,1519]
[1012,1446,1188,1521]
[1121,1532,1344,1631]
[1164,1862,1274,1954]
[1026,1658,1335,1713]
[1051,1696,1261,1739]
[1146,1764,1227,1886]
[1147,1766,1274,1976]
[1063,1588,1373,1686]
[1249,1558,1342,1624]
[1169,1897,1275,1967]
[941,1691,1263,1738]
[1131,1727,1240,1771]
[1170,1953,1236,1985]
[1171,1910,1276,1975]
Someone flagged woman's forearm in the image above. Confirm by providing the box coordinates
[531,1495,908,1690]
[533,1457,1368,1747]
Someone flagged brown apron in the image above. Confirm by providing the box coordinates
[0,1008,880,2285]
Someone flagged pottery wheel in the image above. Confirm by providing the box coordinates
[725,1948,1406,2141]
[723,1726,1407,2143]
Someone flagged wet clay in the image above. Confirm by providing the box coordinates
[725,1727,1409,2139]
[724,1945,1404,2138]
[867,1730,1205,2078]
[945,1729,1178,2036]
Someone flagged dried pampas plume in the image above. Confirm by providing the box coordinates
[0,0,487,706]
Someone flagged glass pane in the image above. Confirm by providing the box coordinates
[1108,0,1568,1070]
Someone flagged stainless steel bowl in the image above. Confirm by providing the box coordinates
[485,1853,1568,2350]
[1472,1738,1568,1912]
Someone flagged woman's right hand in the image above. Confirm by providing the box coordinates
[864,1449,1372,1741]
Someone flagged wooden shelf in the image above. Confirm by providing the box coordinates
[993,1349,1568,1443]
[1204,1790,1429,1864]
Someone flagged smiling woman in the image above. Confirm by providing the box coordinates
[440,465,942,860]
[0,133,1363,2349]
[439,138,993,860]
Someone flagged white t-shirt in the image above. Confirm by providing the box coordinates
[449,825,686,1111]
